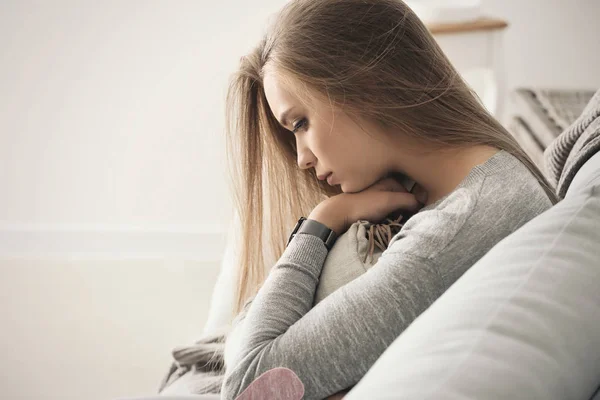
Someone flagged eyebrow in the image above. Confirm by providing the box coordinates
[278,107,295,129]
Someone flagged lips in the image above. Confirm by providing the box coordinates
[326,173,335,185]
[317,172,332,181]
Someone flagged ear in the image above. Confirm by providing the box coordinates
[234,367,304,400]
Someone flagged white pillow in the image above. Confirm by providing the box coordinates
[203,210,278,335]
[346,154,600,400]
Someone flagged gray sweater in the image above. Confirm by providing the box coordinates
[221,150,552,400]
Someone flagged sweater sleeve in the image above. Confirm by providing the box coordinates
[220,233,444,400]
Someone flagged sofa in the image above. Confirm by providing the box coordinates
[120,149,600,400]
[344,149,600,400]
[508,88,597,171]
[121,96,600,399]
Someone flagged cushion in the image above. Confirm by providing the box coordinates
[345,152,600,400]
[314,219,386,304]
[569,146,600,195]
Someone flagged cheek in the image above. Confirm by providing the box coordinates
[317,123,384,189]
[346,158,390,193]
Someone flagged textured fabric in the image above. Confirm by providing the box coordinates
[508,116,546,170]
[158,328,227,395]
[314,219,394,304]
[512,88,596,148]
[222,215,404,389]
[158,216,406,395]
[508,88,595,172]
[233,368,304,400]
[120,395,219,399]
[568,145,600,196]
[221,150,552,400]
[545,88,600,198]
[345,150,600,400]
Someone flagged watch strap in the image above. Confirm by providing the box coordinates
[287,217,338,251]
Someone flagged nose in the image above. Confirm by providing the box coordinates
[296,141,316,170]
[297,150,316,170]
[296,137,317,169]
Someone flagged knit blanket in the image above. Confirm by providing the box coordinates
[545,88,600,198]
[158,326,227,395]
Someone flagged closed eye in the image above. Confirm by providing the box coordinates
[292,118,308,134]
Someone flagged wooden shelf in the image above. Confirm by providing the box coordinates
[427,17,508,35]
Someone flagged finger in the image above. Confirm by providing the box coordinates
[370,177,408,193]
[393,183,409,193]
[411,183,428,205]
[381,192,421,215]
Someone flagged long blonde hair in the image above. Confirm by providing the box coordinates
[224,0,557,315]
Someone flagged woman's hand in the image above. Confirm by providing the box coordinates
[308,177,422,235]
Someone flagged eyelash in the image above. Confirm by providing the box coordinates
[292,118,308,134]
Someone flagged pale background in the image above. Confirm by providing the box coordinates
[1,1,599,399]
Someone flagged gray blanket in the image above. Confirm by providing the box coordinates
[545,89,600,198]
[157,326,227,395]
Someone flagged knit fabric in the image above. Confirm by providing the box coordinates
[221,151,552,400]
[157,328,226,395]
[545,89,600,198]
[158,215,408,396]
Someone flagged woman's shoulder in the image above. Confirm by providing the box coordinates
[385,152,552,261]
[385,186,478,260]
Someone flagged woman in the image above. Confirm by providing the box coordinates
[221,0,557,399]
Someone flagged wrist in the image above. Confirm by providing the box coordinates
[287,216,339,251]
[308,203,347,235]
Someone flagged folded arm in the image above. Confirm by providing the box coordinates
[221,233,443,400]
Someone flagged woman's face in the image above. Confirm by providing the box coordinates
[263,72,397,193]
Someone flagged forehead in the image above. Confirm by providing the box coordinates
[263,73,295,108]
[263,72,308,108]
[263,71,319,120]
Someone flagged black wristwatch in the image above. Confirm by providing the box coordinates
[286,217,338,251]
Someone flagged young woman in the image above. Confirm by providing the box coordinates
[221,0,557,399]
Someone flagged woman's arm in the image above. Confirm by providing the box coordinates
[221,233,443,400]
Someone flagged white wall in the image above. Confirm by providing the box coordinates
[481,0,600,91]
[0,1,286,399]
[0,258,221,400]
[480,0,600,121]
[1,1,599,400]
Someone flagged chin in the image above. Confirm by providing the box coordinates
[340,182,365,194]
[345,177,385,193]
[340,182,355,193]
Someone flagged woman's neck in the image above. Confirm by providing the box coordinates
[396,145,500,206]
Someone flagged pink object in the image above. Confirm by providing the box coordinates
[234,367,304,400]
